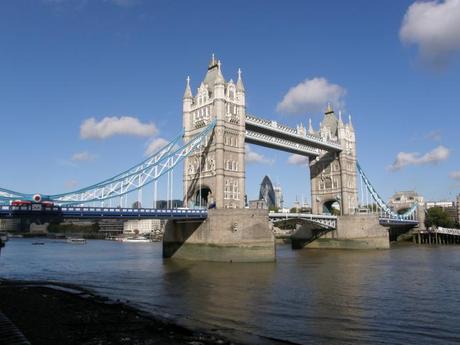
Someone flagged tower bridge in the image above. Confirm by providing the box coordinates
[0,55,423,261]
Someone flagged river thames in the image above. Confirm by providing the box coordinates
[1,239,459,344]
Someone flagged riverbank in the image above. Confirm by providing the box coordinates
[0,279,247,345]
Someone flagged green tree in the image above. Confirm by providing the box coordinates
[425,207,455,228]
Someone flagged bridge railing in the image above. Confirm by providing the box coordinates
[245,114,342,150]
[0,205,208,219]
[246,130,320,156]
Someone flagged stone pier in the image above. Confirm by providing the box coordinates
[163,209,275,262]
[300,214,389,249]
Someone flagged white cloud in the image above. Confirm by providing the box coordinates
[80,116,157,140]
[400,0,460,68]
[287,154,309,166]
[277,77,346,115]
[145,138,169,156]
[388,145,450,171]
[65,179,79,189]
[245,145,273,164]
[71,151,95,161]
[449,171,460,180]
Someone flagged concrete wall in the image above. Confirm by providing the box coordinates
[306,214,389,249]
[163,209,275,262]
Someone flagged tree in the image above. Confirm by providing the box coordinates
[425,207,455,228]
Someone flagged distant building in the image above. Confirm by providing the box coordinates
[388,191,424,213]
[30,223,48,234]
[274,185,283,209]
[0,219,20,232]
[132,201,142,209]
[426,201,454,209]
[248,199,267,209]
[457,194,460,224]
[291,200,311,213]
[426,200,458,225]
[123,219,163,235]
[155,199,183,209]
[98,219,124,235]
[259,176,276,209]
[62,219,94,227]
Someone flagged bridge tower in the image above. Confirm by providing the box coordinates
[183,55,246,209]
[310,105,358,215]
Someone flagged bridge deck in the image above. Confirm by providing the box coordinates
[0,205,208,220]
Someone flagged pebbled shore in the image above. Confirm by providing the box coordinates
[0,279,246,345]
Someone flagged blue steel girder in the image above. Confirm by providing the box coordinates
[0,119,215,205]
[0,204,208,220]
[357,162,418,220]
[48,119,216,205]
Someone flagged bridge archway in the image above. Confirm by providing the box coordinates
[194,186,212,208]
[322,199,341,215]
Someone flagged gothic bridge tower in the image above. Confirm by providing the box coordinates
[310,105,358,215]
[183,55,246,209]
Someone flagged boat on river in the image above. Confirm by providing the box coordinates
[121,237,151,243]
[66,238,87,244]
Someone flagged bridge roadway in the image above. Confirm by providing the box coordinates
[0,205,419,229]
[269,213,419,229]
[0,205,208,220]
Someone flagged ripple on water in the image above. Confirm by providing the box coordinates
[1,239,460,344]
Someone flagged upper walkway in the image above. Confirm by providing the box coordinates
[245,114,342,157]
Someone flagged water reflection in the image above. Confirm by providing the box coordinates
[1,239,460,344]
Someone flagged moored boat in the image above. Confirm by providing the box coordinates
[121,237,151,243]
[66,237,87,244]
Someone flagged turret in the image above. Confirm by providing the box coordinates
[308,118,314,134]
[213,60,225,99]
[183,76,193,131]
[236,68,245,104]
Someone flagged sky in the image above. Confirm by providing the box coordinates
[1,0,460,207]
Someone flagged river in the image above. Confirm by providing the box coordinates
[1,238,459,344]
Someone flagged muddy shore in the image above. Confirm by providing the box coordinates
[0,279,247,345]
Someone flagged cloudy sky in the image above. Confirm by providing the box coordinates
[1,0,460,206]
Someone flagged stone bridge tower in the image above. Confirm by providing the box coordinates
[183,55,246,209]
[310,105,358,215]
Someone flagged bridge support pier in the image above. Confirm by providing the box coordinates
[162,209,275,262]
[303,215,389,249]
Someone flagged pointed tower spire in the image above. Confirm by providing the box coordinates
[208,53,218,69]
[325,102,333,114]
[338,110,344,127]
[237,67,245,92]
[215,59,225,85]
[183,76,192,99]
[308,117,314,134]
[348,114,353,129]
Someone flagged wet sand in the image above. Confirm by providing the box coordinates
[0,279,244,345]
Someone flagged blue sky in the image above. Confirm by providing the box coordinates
[1,0,459,207]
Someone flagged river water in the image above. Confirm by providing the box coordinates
[1,239,459,344]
